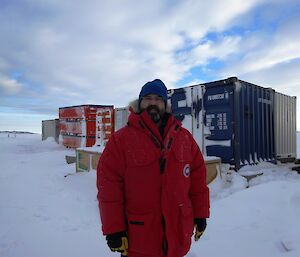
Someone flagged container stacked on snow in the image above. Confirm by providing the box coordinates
[274,92,297,161]
[114,107,130,131]
[95,108,115,147]
[57,78,296,168]
[168,77,296,169]
[42,119,60,143]
[59,105,114,148]
[204,78,276,169]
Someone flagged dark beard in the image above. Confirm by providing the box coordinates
[146,105,164,123]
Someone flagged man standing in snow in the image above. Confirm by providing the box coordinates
[97,79,210,257]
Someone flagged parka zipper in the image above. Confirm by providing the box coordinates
[162,216,168,256]
[138,118,178,256]
[159,143,166,174]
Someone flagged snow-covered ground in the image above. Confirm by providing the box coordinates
[1,133,300,257]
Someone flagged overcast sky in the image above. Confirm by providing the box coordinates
[0,0,300,133]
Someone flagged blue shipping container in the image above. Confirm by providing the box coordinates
[203,77,276,169]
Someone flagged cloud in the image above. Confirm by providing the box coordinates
[170,0,259,39]
[0,75,23,95]
[186,36,242,67]
[219,13,300,77]
[1,0,300,132]
[0,0,260,104]
[241,58,300,95]
[0,57,9,71]
[240,59,300,130]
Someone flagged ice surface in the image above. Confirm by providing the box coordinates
[0,133,300,257]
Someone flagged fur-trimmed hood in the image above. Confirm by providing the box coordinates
[128,99,172,114]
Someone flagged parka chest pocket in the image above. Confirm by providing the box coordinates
[126,148,157,167]
[123,131,158,167]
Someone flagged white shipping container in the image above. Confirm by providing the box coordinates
[42,119,59,143]
[168,85,207,153]
[274,92,297,160]
[114,107,129,131]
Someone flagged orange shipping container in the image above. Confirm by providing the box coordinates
[59,120,97,136]
[95,108,114,147]
[59,105,114,120]
[59,105,114,148]
[61,134,96,148]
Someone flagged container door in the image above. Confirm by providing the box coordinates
[95,108,113,147]
[252,86,275,164]
[168,85,204,150]
[274,93,297,160]
[114,108,129,131]
[204,85,234,163]
[204,81,276,169]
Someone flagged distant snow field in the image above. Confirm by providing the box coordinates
[0,133,300,257]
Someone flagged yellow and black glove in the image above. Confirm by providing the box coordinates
[106,231,128,256]
[194,218,207,241]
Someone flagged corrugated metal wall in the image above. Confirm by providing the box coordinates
[203,78,276,169]
[234,80,275,166]
[42,119,59,143]
[274,92,297,159]
[114,107,129,131]
[169,85,205,150]
[71,78,296,169]
[59,105,114,148]
[168,77,298,169]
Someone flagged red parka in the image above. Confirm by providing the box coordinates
[97,108,210,257]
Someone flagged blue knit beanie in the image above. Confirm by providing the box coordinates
[138,79,168,106]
